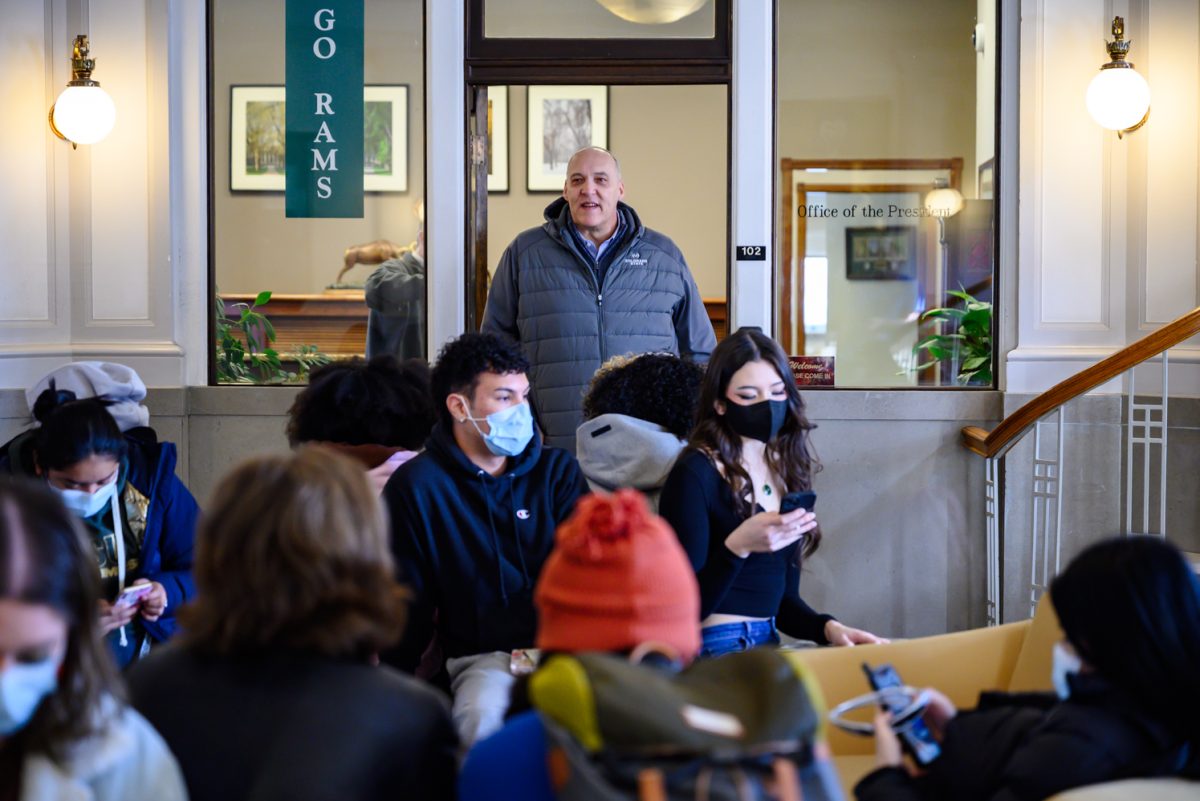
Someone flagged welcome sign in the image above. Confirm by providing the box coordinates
[286,1,363,218]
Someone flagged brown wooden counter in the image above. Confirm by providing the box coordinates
[220,292,728,358]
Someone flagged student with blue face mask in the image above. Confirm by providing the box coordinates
[858,536,1200,801]
[383,332,589,748]
[0,387,198,669]
[0,480,186,801]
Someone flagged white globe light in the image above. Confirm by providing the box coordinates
[925,186,964,218]
[594,0,709,25]
[1086,67,1150,131]
[52,85,116,145]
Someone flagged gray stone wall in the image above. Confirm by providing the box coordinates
[1,387,1004,638]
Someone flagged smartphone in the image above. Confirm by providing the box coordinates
[861,662,941,766]
[114,583,152,609]
[780,491,817,514]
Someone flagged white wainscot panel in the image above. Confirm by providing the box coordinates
[89,4,150,322]
[0,1,52,324]
[1038,0,1106,326]
[1144,0,1199,325]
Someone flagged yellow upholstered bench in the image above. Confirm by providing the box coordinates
[788,600,1195,800]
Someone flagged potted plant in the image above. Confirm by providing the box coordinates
[912,289,992,386]
[214,291,330,384]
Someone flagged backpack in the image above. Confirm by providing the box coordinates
[527,648,845,801]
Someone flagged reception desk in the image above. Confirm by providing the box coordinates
[220,292,729,358]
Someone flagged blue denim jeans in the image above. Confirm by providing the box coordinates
[699,618,780,658]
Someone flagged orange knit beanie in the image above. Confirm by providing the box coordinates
[535,489,701,661]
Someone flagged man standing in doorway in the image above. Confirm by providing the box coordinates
[482,146,716,452]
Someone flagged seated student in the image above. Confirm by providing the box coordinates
[576,352,704,511]
[1,388,197,669]
[129,448,457,801]
[286,355,435,493]
[858,535,1200,801]
[384,332,588,746]
[0,479,186,801]
[459,489,700,800]
[460,490,842,801]
[659,329,885,655]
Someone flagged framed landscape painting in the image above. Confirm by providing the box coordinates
[230,85,408,192]
[526,85,608,192]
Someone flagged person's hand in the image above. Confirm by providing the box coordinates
[873,709,903,768]
[134,579,168,622]
[824,620,891,647]
[920,687,958,741]
[724,509,817,558]
[97,598,138,635]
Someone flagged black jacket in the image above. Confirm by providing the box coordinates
[383,422,588,672]
[128,645,457,801]
[855,675,1193,801]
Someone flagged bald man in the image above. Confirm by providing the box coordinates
[482,147,716,452]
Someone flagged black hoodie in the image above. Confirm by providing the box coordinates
[383,422,588,672]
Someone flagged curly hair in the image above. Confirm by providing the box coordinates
[180,447,408,660]
[430,333,530,427]
[0,479,122,762]
[582,353,704,439]
[688,329,823,559]
[286,356,434,450]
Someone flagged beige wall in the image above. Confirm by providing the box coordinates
[212,0,424,295]
[487,84,729,299]
[777,0,979,170]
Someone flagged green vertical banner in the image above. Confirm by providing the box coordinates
[286,0,363,218]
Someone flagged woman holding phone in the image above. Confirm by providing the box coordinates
[659,328,885,658]
[0,480,186,801]
[858,536,1200,800]
[0,386,197,668]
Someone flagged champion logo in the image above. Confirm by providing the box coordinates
[516,509,531,520]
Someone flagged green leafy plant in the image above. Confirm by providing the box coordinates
[214,291,330,384]
[912,289,993,386]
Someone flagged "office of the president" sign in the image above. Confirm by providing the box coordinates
[286,1,363,218]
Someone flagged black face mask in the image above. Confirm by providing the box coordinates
[722,399,788,443]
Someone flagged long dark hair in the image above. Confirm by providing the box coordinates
[1050,536,1200,742]
[31,384,126,472]
[0,479,121,760]
[688,329,822,557]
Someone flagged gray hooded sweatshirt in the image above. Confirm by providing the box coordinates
[575,413,687,512]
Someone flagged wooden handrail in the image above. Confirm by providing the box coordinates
[962,305,1200,458]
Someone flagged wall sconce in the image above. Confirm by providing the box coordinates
[1085,17,1150,139]
[48,35,116,149]
[594,0,709,24]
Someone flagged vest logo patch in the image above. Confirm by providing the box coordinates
[516,509,531,520]
[624,253,648,267]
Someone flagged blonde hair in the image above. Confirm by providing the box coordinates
[181,447,407,658]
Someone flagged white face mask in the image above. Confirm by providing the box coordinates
[1052,641,1082,700]
[53,476,119,519]
[0,658,60,736]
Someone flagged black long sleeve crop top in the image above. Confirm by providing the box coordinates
[658,449,833,644]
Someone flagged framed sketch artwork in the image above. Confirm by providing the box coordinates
[526,85,609,192]
[230,85,408,192]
